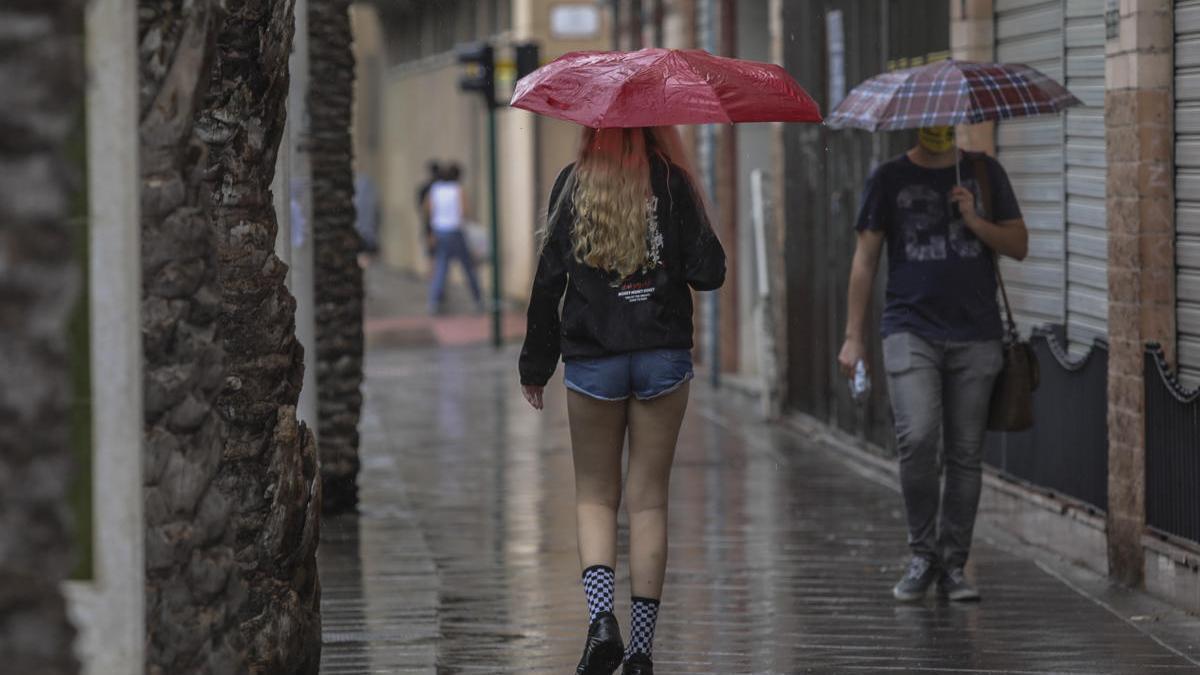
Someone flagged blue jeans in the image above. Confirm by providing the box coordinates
[429,230,482,310]
[564,349,694,401]
[882,332,1003,569]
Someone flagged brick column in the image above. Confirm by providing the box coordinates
[1105,0,1174,586]
[950,0,996,155]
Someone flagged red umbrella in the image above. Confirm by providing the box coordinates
[510,48,822,128]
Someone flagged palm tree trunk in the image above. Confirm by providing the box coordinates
[138,2,249,672]
[309,0,364,514]
[196,1,322,672]
[0,2,84,674]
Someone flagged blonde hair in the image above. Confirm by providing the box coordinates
[546,126,703,279]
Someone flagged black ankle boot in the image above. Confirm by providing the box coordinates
[576,612,624,675]
[622,652,653,674]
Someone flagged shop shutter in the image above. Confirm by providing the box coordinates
[1064,0,1107,353]
[995,0,1066,334]
[1176,0,1200,385]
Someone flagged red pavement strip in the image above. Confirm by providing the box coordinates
[365,313,526,347]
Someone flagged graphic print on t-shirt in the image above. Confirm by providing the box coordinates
[895,178,983,262]
[854,153,1024,342]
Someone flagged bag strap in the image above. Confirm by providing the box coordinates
[972,155,1017,335]
[994,253,1019,336]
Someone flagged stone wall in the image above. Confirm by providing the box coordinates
[1105,0,1174,586]
[0,2,84,673]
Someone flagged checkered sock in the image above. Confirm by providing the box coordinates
[581,565,615,623]
[626,596,660,658]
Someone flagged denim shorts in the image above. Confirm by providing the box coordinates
[564,349,694,401]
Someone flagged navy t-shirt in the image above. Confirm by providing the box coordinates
[855,152,1022,342]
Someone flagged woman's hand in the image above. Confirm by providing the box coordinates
[522,385,545,411]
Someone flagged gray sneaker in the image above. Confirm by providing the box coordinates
[938,567,981,602]
[893,556,939,601]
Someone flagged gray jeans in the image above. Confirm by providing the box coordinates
[882,332,1002,569]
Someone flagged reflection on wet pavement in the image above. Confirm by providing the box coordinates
[320,345,1200,674]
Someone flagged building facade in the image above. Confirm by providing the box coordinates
[355,0,609,305]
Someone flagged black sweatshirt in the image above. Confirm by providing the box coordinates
[519,156,726,387]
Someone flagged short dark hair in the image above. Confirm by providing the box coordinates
[427,160,441,175]
[441,163,462,181]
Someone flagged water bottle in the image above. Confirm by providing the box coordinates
[850,359,871,402]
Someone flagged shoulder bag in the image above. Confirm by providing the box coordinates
[972,156,1039,432]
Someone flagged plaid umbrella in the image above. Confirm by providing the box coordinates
[824,59,1080,131]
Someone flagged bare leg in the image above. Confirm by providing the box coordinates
[625,384,689,600]
[567,389,628,570]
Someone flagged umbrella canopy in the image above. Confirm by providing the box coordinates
[510,48,822,128]
[824,59,1080,131]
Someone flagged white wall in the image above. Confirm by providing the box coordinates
[66,1,145,672]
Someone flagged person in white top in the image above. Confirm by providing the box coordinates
[422,164,483,313]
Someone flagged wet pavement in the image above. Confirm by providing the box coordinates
[360,262,524,351]
[320,332,1200,673]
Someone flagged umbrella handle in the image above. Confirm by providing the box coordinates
[952,145,963,220]
[955,145,961,185]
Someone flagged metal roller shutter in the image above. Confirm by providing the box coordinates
[995,0,1066,335]
[1177,0,1200,386]
[1064,0,1107,353]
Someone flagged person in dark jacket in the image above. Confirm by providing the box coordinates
[520,125,724,675]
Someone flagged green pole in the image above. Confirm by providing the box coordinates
[487,103,501,348]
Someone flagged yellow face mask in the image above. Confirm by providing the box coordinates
[918,126,956,154]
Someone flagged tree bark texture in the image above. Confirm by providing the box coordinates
[139,2,249,672]
[0,2,83,674]
[196,1,322,672]
[309,0,363,514]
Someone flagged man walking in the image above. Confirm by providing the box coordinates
[838,126,1028,602]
